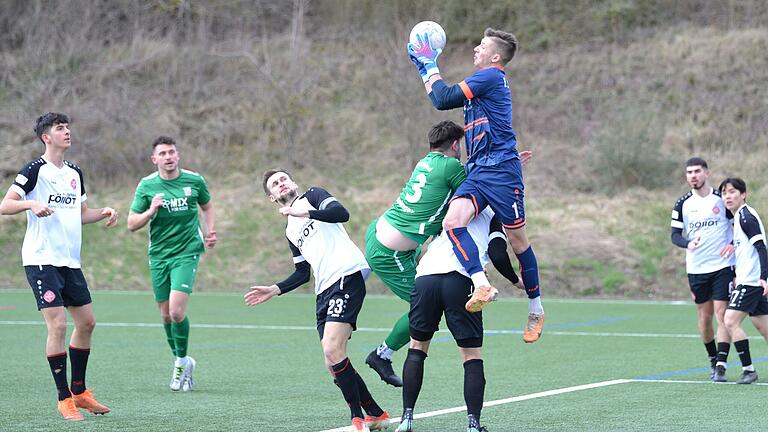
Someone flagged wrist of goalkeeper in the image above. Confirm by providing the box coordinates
[421,62,440,83]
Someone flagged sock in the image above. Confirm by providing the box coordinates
[376,342,395,361]
[401,348,427,410]
[47,352,71,401]
[447,227,484,276]
[171,316,190,358]
[163,322,177,356]
[463,359,485,421]
[331,358,363,419]
[734,339,752,369]
[704,339,717,364]
[355,373,385,417]
[716,342,730,366]
[175,356,189,366]
[69,346,90,395]
[384,313,411,352]
[528,296,543,314]
[516,246,540,299]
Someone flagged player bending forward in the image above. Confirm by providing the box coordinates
[245,169,389,432]
[397,208,521,432]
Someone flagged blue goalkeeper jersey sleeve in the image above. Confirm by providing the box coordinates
[459,66,518,169]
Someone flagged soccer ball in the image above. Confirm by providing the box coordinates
[409,21,446,51]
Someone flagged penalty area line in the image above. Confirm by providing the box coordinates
[317,379,631,432]
[630,378,768,386]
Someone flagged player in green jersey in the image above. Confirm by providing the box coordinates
[365,121,467,386]
[127,136,216,392]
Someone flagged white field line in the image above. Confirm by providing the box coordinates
[317,379,632,432]
[631,378,768,386]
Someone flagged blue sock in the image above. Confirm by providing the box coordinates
[447,227,483,275]
[516,246,540,299]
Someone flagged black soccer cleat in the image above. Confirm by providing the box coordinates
[736,370,758,384]
[366,350,403,387]
[712,365,727,383]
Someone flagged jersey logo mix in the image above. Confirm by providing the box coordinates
[163,197,189,212]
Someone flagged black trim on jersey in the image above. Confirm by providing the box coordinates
[753,240,768,280]
[429,80,466,110]
[670,191,692,249]
[670,228,689,249]
[64,160,86,196]
[486,215,519,284]
[276,240,311,295]
[14,158,45,194]
[739,207,764,245]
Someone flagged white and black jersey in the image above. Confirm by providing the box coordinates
[284,187,368,295]
[733,204,767,287]
[671,188,735,274]
[8,158,86,268]
[417,208,503,278]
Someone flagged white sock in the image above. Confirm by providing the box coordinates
[528,297,544,314]
[377,343,394,360]
[470,272,490,289]
[744,364,755,372]
[716,361,727,367]
[175,356,188,366]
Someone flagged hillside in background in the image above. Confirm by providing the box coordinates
[1,1,767,298]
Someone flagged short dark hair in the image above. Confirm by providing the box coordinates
[262,168,293,196]
[428,120,463,151]
[685,157,708,169]
[152,136,177,149]
[484,28,518,64]
[34,112,69,144]
[719,177,746,195]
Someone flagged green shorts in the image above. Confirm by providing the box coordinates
[365,219,418,301]
[149,254,200,302]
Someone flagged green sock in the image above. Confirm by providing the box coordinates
[172,316,190,358]
[163,322,177,356]
[384,312,411,351]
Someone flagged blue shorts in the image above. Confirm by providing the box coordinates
[453,158,525,229]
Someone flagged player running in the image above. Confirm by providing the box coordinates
[396,208,520,432]
[245,169,389,432]
[408,27,544,342]
[0,112,117,421]
[127,136,216,392]
[717,178,768,384]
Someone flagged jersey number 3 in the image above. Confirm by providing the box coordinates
[406,173,428,203]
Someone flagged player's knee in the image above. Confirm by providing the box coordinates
[169,309,186,323]
[75,317,96,334]
[723,314,741,331]
[321,342,345,364]
[47,318,68,338]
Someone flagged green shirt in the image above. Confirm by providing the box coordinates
[130,169,211,261]
[382,152,466,243]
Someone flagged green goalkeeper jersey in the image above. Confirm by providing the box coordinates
[130,169,211,261]
[382,152,466,244]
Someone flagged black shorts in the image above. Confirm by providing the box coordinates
[727,284,768,316]
[410,272,483,348]
[315,271,366,340]
[25,265,91,311]
[688,266,734,304]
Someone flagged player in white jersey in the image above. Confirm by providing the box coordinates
[0,113,118,421]
[244,169,388,432]
[670,157,735,380]
[396,208,522,432]
[716,178,768,384]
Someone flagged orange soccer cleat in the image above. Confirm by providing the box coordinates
[72,389,111,415]
[523,312,545,343]
[465,285,498,313]
[57,397,84,421]
[352,416,371,432]
[365,410,391,430]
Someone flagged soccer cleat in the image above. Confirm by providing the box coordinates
[712,365,727,383]
[181,356,196,391]
[365,410,391,430]
[465,285,498,313]
[366,351,403,387]
[395,408,414,432]
[709,359,717,380]
[468,427,489,432]
[523,312,545,343]
[736,370,758,384]
[170,362,184,391]
[57,397,85,421]
[352,416,371,432]
[72,389,111,414]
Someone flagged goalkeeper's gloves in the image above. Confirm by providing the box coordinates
[407,32,442,83]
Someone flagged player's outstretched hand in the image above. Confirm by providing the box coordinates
[244,285,279,306]
[407,43,427,76]
[519,150,533,166]
[204,230,217,249]
[412,32,442,63]
[719,243,734,257]
[30,201,54,218]
[760,279,768,297]
[102,207,118,227]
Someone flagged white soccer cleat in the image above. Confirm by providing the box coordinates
[181,356,196,391]
[170,361,184,391]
